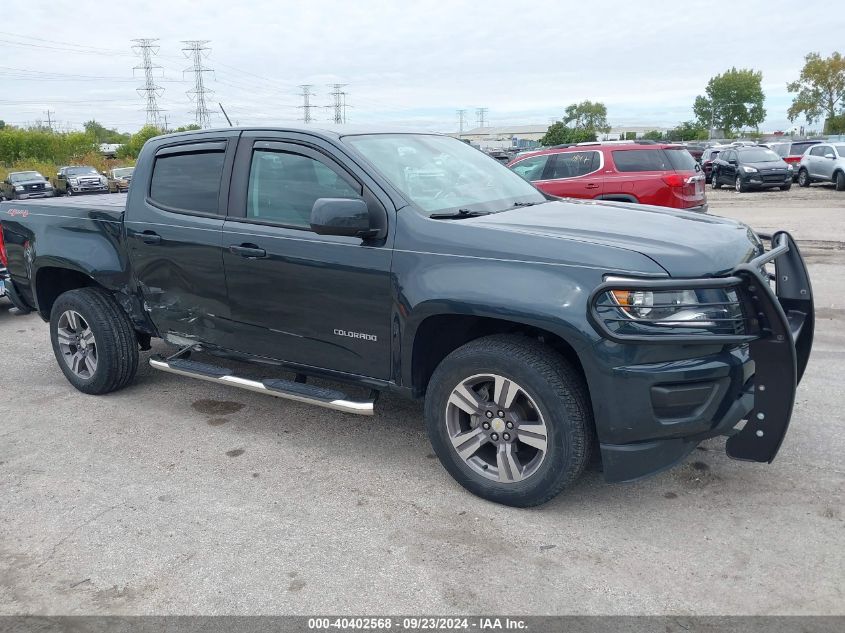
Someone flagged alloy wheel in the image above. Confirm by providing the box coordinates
[56,310,97,378]
[445,373,548,484]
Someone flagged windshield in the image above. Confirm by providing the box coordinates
[65,166,98,176]
[739,149,781,162]
[9,171,43,182]
[112,167,134,178]
[343,134,545,215]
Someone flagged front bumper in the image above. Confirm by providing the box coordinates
[743,172,792,188]
[13,190,55,199]
[588,231,814,482]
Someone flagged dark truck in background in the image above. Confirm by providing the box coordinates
[0,127,815,506]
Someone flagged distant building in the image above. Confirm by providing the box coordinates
[599,126,669,141]
[453,125,548,150]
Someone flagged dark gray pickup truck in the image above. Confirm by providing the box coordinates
[0,127,814,506]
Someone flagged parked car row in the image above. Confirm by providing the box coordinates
[0,166,135,201]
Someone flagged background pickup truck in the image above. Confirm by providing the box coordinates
[0,127,815,507]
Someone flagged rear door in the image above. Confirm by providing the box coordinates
[540,151,603,198]
[125,132,238,347]
[220,132,394,379]
[604,148,670,205]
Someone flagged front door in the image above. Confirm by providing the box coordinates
[125,134,239,347]
[221,134,394,379]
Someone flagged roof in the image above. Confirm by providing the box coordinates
[156,124,441,142]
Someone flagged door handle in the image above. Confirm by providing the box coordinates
[229,243,266,258]
[585,183,600,189]
[132,231,161,245]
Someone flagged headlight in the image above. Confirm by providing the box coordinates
[44,182,53,189]
[69,178,79,185]
[740,165,758,173]
[14,185,24,191]
[598,278,746,337]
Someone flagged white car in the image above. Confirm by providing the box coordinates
[796,143,845,191]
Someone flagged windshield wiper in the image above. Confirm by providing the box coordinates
[511,201,541,208]
[429,209,492,219]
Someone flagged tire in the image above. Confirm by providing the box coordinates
[66,187,74,196]
[835,171,845,192]
[424,334,592,507]
[735,176,747,193]
[711,171,721,189]
[780,183,792,191]
[49,287,139,395]
[798,169,811,188]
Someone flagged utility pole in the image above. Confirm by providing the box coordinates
[182,40,214,129]
[457,109,467,134]
[476,107,488,129]
[326,84,348,124]
[298,85,317,124]
[131,38,164,128]
[44,110,55,131]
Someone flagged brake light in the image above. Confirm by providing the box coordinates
[0,226,7,267]
[784,156,801,163]
[661,174,686,188]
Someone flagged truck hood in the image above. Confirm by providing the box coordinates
[468,199,762,277]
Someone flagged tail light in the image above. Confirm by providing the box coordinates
[661,174,686,188]
[0,226,7,267]
[784,156,801,164]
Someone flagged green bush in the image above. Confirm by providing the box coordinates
[0,128,97,165]
[117,125,164,159]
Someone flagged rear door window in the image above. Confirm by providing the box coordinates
[150,148,226,213]
[611,149,670,172]
[510,154,550,181]
[548,151,599,179]
[664,148,698,171]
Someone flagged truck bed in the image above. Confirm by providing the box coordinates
[0,192,127,215]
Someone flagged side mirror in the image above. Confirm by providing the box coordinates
[310,198,377,238]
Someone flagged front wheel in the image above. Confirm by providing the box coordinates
[424,335,592,507]
[49,288,139,395]
[780,183,792,191]
[735,176,747,193]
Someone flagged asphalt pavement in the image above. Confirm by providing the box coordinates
[1,193,843,615]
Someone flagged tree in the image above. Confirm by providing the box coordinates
[172,124,202,132]
[693,68,766,137]
[665,121,709,141]
[563,100,610,135]
[539,122,596,146]
[83,120,130,144]
[787,52,845,132]
[116,125,164,159]
[0,120,5,130]
[642,130,664,141]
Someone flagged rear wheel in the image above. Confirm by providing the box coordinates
[798,169,811,187]
[424,334,592,507]
[711,171,721,189]
[835,171,845,192]
[735,176,747,193]
[49,288,139,395]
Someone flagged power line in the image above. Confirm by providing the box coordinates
[131,38,165,128]
[298,84,317,124]
[182,40,214,129]
[326,84,348,124]
[457,109,467,133]
[476,107,488,129]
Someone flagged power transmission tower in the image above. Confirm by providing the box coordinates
[456,109,467,134]
[44,110,55,131]
[326,84,348,124]
[476,107,488,129]
[298,85,317,123]
[182,40,214,129]
[131,38,164,127]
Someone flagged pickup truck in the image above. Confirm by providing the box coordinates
[0,127,815,507]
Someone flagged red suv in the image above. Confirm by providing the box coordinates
[507,142,707,212]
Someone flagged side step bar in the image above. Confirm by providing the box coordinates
[149,356,375,416]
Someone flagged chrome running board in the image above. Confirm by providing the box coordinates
[149,356,375,416]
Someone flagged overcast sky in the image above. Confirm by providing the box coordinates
[1,0,842,134]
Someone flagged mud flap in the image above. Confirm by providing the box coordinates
[726,232,813,463]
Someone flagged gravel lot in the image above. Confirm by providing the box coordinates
[1,194,843,615]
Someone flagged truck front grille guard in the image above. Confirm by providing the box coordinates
[588,230,815,463]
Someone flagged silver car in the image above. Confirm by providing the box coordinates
[797,143,845,191]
